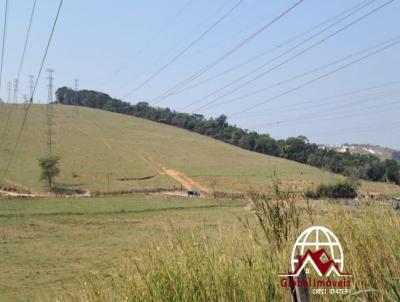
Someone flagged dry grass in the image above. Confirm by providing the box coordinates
[62,193,400,302]
[0,195,244,301]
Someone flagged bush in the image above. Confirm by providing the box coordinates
[305,182,357,199]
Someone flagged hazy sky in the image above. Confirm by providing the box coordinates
[2,0,400,148]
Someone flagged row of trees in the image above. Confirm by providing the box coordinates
[56,87,400,185]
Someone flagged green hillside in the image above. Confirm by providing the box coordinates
[0,104,398,195]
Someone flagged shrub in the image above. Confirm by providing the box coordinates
[305,182,357,199]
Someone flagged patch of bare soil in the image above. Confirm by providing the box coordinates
[160,167,211,194]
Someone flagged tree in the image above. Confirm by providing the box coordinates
[38,156,60,190]
[382,159,400,184]
[393,150,400,162]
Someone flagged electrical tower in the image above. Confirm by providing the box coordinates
[7,80,11,103]
[12,79,18,104]
[46,68,54,156]
[29,75,34,102]
[73,78,79,115]
[22,94,28,114]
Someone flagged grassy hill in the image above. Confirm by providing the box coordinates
[0,104,399,195]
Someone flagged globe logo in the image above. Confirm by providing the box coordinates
[291,226,343,272]
[279,226,351,277]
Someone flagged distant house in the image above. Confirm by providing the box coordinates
[337,147,349,153]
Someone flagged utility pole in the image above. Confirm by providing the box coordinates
[29,75,34,102]
[46,68,54,156]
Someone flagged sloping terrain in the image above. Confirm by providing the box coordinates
[0,104,398,195]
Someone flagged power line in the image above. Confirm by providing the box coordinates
[305,121,400,138]
[201,36,400,112]
[185,0,383,112]
[254,105,400,132]
[0,0,37,147]
[240,82,400,118]
[115,0,234,95]
[122,0,245,99]
[99,0,194,89]
[15,0,37,86]
[0,79,11,150]
[228,37,400,118]
[1,0,63,181]
[0,0,8,96]
[150,0,305,105]
[255,96,400,128]
[170,0,374,95]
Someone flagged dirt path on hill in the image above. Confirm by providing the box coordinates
[98,138,211,194]
[136,154,211,195]
[160,167,211,194]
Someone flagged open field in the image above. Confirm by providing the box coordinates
[2,104,398,196]
[0,195,245,301]
[61,196,400,302]
[1,194,399,301]
[1,104,400,301]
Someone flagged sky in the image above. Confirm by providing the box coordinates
[2,0,400,149]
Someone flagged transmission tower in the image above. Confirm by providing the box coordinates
[29,75,34,102]
[73,78,79,115]
[7,80,11,103]
[12,79,18,104]
[46,68,54,156]
[22,94,28,115]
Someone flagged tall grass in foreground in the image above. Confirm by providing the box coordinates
[61,194,400,301]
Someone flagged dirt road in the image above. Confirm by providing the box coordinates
[161,167,211,194]
[0,189,40,197]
